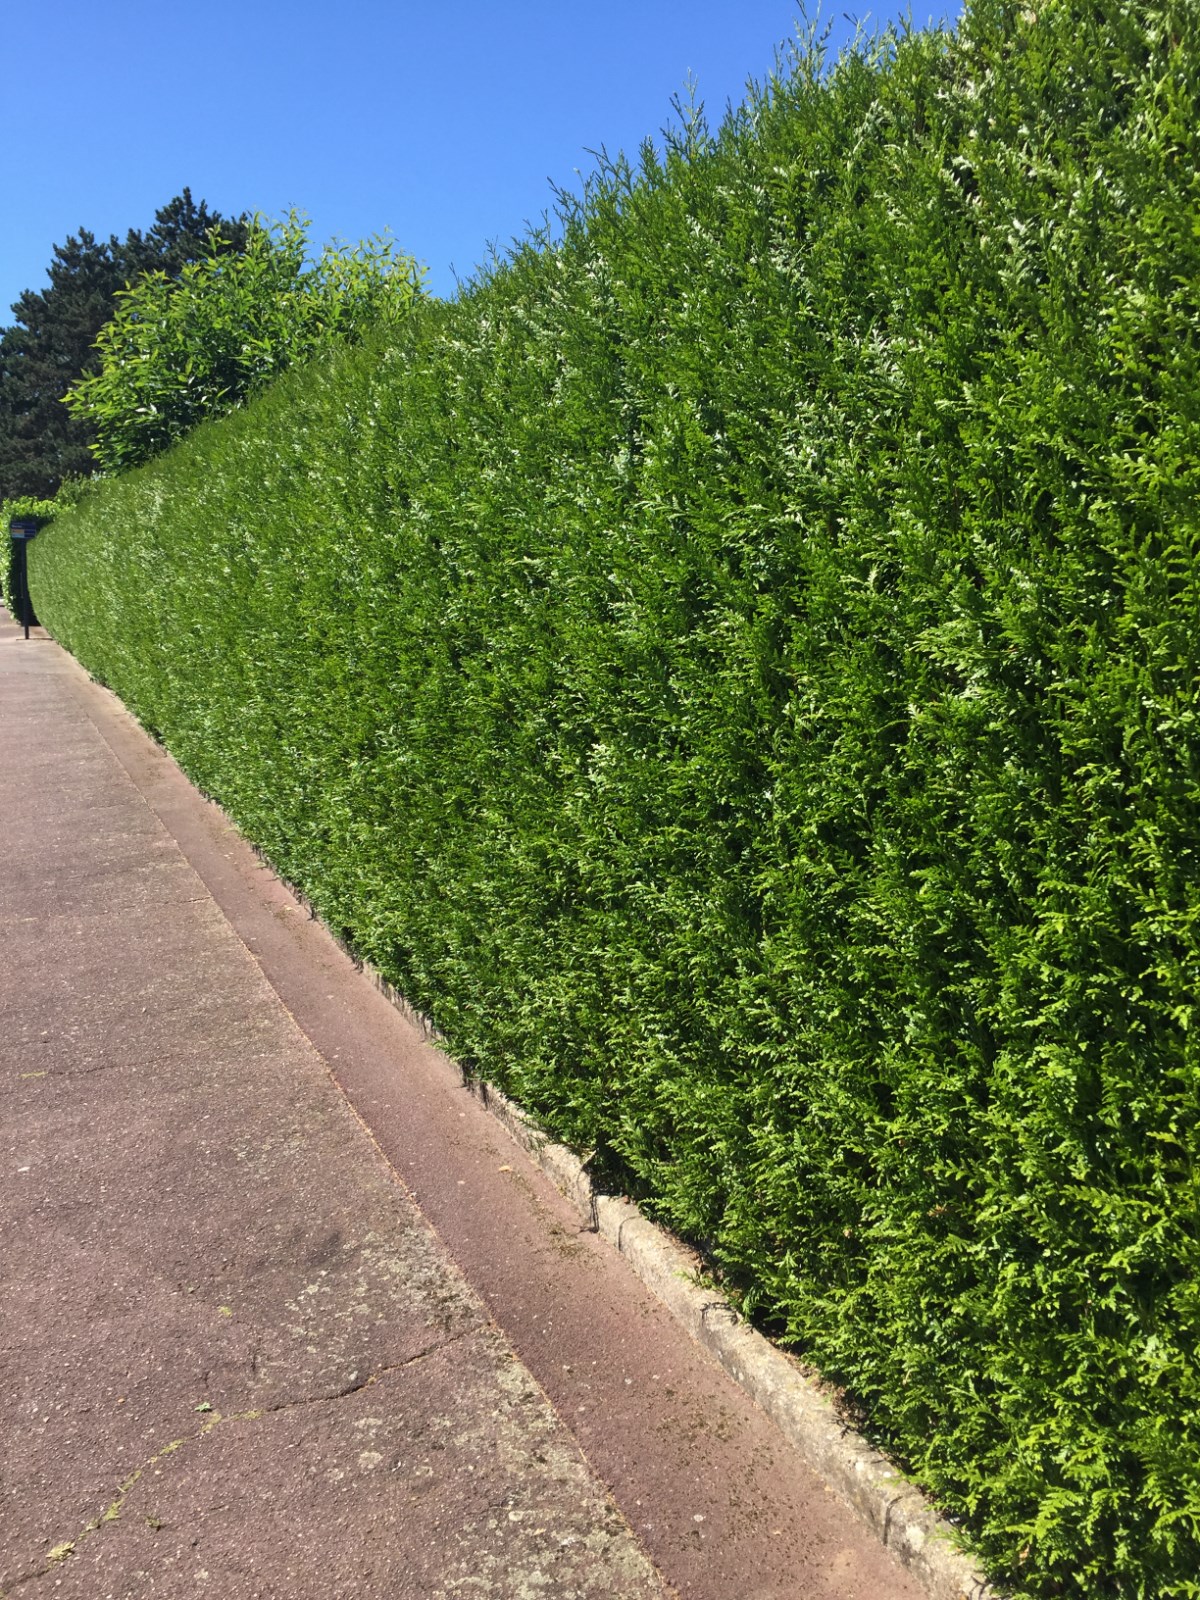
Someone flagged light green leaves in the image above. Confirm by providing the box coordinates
[64,212,425,472]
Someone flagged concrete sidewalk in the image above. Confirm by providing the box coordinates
[0,606,923,1600]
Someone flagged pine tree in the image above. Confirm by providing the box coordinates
[0,190,248,499]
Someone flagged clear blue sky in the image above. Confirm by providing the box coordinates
[2,1,953,320]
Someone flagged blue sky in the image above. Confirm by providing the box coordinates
[2,2,953,320]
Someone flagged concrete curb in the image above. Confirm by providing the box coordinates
[348,959,999,1600]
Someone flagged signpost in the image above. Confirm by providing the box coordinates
[8,518,40,640]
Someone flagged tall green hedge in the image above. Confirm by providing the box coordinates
[30,2,1200,1592]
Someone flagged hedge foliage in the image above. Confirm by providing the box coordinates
[29,2,1200,1592]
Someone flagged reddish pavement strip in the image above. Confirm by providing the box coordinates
[0,608,924,1600]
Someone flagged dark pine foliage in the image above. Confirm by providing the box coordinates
[0,190,248,499]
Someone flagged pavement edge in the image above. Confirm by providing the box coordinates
[48,626,999,1600]
[347,962,999,1600]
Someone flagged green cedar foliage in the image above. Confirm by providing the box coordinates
[64,214,426,472]
[29,3,1200,1592]
[0,192,249,500]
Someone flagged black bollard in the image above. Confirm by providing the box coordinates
[8,518,40,638]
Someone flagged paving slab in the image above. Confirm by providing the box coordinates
[0,606,926,1600]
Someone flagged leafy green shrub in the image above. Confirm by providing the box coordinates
[64,213,425,471]
[30,2,1200,1592]
[0,191,250,501]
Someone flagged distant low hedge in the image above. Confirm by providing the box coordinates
[30,2,1200,1593]
[1,495,55,619]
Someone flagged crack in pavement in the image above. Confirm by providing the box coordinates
[2,1326,478,1593]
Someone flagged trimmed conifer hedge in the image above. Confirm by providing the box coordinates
[30,2,1200,1592]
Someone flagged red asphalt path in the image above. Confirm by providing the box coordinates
[0,607,923,1600]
